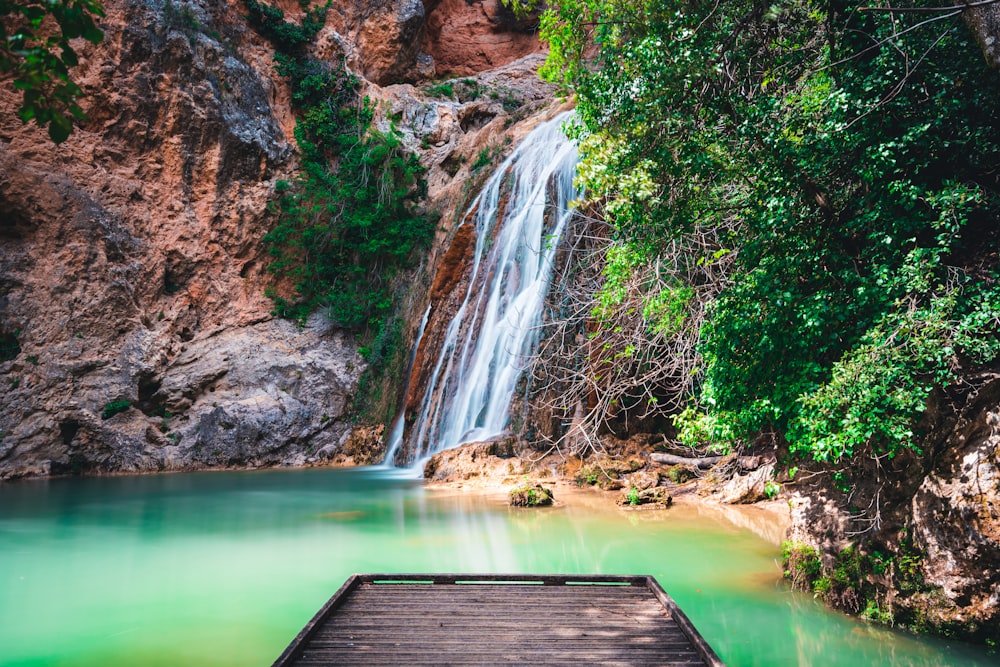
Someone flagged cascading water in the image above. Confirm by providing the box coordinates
[393,111,579,467]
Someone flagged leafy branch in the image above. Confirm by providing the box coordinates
[0,0,104,143]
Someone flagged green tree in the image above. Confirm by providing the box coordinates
[539,0,1000,463]
[0,0,104,143]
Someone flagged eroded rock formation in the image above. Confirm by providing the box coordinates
[0,0,554,478]
[422,0,543,77]
[784,372,1000,641]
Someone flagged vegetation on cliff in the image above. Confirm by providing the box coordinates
[245,0,434,335]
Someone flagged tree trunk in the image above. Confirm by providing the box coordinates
[963,1,1000,70]
[650,452,763,470]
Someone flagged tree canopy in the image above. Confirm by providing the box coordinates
[532,0,1000,465]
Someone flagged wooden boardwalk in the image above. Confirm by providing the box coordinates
[273,574,724,666]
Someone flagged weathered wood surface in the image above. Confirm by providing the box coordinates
[273,574,724,666]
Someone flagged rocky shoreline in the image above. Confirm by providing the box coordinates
[421,434,1000,646]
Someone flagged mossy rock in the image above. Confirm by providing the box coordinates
[576,456,646,489]
[618,486,672,508]
[665,464,698,484]
[509,483,554,507]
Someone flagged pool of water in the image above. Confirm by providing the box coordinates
[0,467,995,666]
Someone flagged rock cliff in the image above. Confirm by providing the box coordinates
[0,0,550,478]
[784,370,1000,642]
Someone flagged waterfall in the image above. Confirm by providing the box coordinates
[394,111,579,466]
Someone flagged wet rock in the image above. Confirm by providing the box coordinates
[575,456,646,489]
[423,436,524,482]
[617,487,672,509]
[664,464,699,484]
[341,424,388,466]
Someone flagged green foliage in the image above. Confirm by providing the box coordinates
[243,0,328,51]
[422,78,486,102]
[471,147,492,172]
[672,407,735,453]
[470,140,510,173]
[541,0,1000,464]
[101,399,131,420]
[249,8,434,333]
[499,0,542,20]
[352,317,408,424]
[781,541,822,591]
[792,284,1000,462]
[626,485,639,505]
[423,81,454,99]
[0,0,104,143]
[784,537,932,625]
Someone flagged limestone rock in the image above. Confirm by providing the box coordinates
[907,402,1000,636]
[784,377,1000,641]
[355,0,427,85]
[423,436,524,482]
[617,487,672,509]
[713,463,777,504]
[155,317,361,469]
[509,482,553,507]
[624,469,661,491]
[0,0,560,479]
[342,424,388,465]
[0,0,359,478]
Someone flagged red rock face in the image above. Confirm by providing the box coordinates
[0,0,558,478]
[421,0,543,77]
[404,221,478,419]
[0,0,361,477]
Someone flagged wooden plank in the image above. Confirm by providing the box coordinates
[362,573,650,586]
[295,658,706,667]
[272,574,723,666]
[645,576,725,667]
[272,574,362,667]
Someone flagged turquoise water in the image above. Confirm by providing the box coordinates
[0,467,995,666]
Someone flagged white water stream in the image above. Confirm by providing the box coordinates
[389,112,579,467]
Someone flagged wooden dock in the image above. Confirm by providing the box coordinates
[273,574,724,666]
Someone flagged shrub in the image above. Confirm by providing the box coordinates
[781,541,822,591]
[101,400,132,420]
